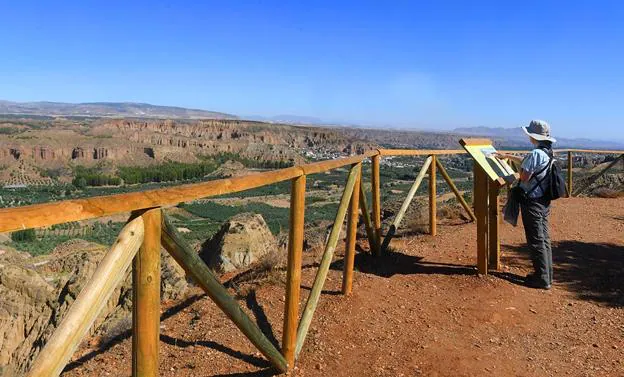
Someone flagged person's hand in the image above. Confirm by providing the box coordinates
[493,152,510,160]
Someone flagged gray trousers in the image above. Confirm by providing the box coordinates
[520,197,553,285]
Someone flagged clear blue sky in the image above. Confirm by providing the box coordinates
[1,1,623,140]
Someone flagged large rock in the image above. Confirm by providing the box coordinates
[207,160,249,178]
[200,213,278,273]
[0,239,188,377]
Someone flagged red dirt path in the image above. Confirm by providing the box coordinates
[62,197,624,377]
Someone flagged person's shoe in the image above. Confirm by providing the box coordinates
[524,274,551,290]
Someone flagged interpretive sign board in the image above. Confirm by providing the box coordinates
[459,138,516,185]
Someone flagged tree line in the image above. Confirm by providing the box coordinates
[71,153,294,188]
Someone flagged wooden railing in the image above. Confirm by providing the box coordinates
[0,147,622,376]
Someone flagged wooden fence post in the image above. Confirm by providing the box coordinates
[133,208,162,377]
[342,163,362,295]
[488,182,500,270]
[295,164,361,358]
[429,155,437,236]
[380,156,432,253]
[371,154,382,245]
[474,165,488,275]
[161,214,288,372]
[26,218,145,377]
[567,151,573,197]
[359,183,380,256]
[435,158,476,221]
[282,174,306,369]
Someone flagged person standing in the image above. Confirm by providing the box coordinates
[496,120,556,289]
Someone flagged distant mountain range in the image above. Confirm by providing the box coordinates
[454,126,624,150]
[0,100,237,119]
[1,100,621,149]
[244,114,326,124]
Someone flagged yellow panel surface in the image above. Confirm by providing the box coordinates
[462,143,516,183]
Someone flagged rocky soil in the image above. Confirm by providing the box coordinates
[43,197,624,377]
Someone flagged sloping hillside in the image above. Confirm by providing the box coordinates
[58,197,624,376]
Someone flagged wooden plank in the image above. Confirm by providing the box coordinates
[567,151,573,197]
[573,154,624,196]
[301,154,370,175]
[371,154,382,246]
[0,152,377,234]
[488,182,501,270]
[295,164,360,358]
[133,208,162,377]
[380,157,432,253]
[26,217,145,377]
[1,148,619,234]
[342,163,362,295]
[359,182,380,256]
[0,166,304,233]
[281,175,306,369]
[380,149,467,156]
[435,159,476,222]
[474,164,489,275]
[160,214,288,372]
[565,149,624,154]
[429,155,437,236]
[459,138,493,147]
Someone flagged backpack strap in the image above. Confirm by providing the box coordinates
[525,147,554,196]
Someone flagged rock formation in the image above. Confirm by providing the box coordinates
[0,240,188,377]
[199,213,278,273]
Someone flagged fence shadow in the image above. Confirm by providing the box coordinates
[330,248,476,278]
[210,368,278,377]
[244,290,280,349]
[160,334,271,369]
[505,240,623,307]
[64,290,275,373]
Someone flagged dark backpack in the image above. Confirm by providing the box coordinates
[526,146,568,201]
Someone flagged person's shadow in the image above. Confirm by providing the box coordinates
[329,247,477,279]
[503,240,623,306]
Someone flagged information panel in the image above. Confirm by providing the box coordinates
[460,138,517,184]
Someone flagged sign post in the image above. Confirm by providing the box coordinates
[460,138,517,275]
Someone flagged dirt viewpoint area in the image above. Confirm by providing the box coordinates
[62,197,623,377]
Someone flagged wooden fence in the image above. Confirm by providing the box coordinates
[0,148,622,376]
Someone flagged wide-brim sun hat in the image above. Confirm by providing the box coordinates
[522,119,556,143]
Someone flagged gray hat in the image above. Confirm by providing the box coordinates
[522,120,556,143]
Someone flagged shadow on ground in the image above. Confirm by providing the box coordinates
[504,240,623,307]
[330,248,476,279]
[63,289,278,374]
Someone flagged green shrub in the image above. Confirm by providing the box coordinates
[118,161,217,184]
[11,229,36,242]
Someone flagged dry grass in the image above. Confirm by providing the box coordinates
[227,246,287,296]
[438,203,471,221]
[406,202,470,235]
[406,207,429,234]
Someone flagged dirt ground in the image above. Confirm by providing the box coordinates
[61,197,623,377]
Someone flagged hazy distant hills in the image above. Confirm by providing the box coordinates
[454,126,624,150]
[0,100,237,119]
[244,114,326,124]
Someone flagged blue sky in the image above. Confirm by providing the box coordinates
[1,1,623,140]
